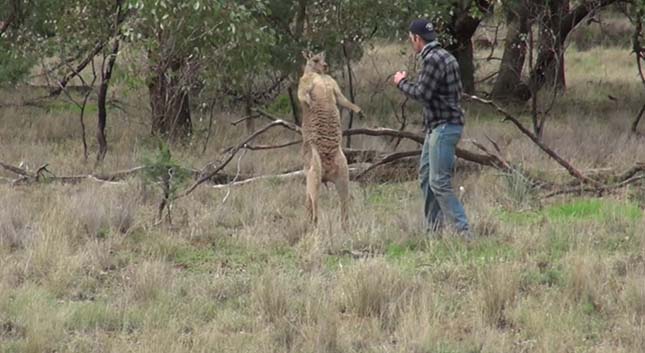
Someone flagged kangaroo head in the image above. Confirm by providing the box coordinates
[302,51,328,74]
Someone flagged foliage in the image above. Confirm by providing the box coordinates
[0,40,33,84]
[141,141,191,199]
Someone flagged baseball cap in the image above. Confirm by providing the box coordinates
[409,19,436,42]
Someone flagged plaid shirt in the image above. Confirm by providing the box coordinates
[398,41,464,132]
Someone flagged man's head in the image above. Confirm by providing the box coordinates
[408,19,436,53]
[302,50,328,74]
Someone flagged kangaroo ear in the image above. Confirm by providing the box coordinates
[318,51,326,60]
[301,50,312,60]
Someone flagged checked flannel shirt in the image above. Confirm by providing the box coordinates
[397,41,465,132]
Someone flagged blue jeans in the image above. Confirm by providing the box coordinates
[419,123,469,234]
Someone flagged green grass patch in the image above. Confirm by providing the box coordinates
[65,301,124,333]
[522,265,565,288]
[501,198,642,226]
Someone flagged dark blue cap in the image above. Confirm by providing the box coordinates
[409,19,436,42]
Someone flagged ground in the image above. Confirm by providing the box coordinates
[0,28,644,353]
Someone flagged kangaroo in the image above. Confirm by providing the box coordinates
[297,51,361,229]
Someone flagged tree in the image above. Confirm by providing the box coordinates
[491,0,532,101]
[122,0,275,141]
[492,0,625,102]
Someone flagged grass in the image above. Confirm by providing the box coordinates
[1,29,645,353]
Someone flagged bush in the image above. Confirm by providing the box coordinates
[0,41,33,85]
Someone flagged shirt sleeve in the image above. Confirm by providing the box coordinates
[397,57,442,102]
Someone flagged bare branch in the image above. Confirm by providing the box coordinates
[179,119,299,198]
[242,140,302,151]
[0,161,32,177]
[49,41,106,97]
[231,114,258,126]
[252,108,302,132]
[544,175,645,199]
[356,150,421,180]
[464,94,604,187]
[343,127,424,144]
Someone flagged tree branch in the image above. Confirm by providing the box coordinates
[464,94,603,187]
[179,119,299,198]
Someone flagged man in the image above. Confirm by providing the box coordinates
[393,19,472,240]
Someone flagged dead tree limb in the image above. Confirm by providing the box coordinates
[356,150,421,180]
[242,140,302,151]
[179,119,298,198]
[343,127,423,144]
[464,94,603,188]
[544,175,645,199]
[253,110,513,170]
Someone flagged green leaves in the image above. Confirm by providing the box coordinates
[142,141,191,198]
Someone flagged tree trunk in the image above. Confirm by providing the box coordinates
[148,56,192,142]
[294,0,307,38]
[537,0,568,89]
[95,0,123,164]
[96,38,119,164]
[446,0,493,94]
[491,1,531,101]
[524,0,618,99]
[451,40,476,94]
[287,85,301,126]
[343,42,356,148]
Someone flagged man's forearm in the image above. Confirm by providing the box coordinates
[398,79,424,101]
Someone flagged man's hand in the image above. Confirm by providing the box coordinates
[393,71,407,86]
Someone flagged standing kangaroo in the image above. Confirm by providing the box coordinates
[297,51,361,229]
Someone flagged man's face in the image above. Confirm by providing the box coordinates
[409,33,424,53]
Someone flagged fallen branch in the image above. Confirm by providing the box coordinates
[465,94,603,188]
[615,162,645,183]
[209,170,304,189]
[0,161,31,177]
[239,140,301,151]
[180,119,298,198]
[544,175,645,199]
[356,150,421,180]
[343,127,423,144]
[208,166,367,189]
[247,110,515,170]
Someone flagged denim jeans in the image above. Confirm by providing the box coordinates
[419,123,470,234]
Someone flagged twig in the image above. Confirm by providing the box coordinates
[475,71,499,84]
[252,108,302,132]
[632,102,645,134]
[231,114,257,126]
[221,149,247,204]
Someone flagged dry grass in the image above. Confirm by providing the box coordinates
[1,35,644,353]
